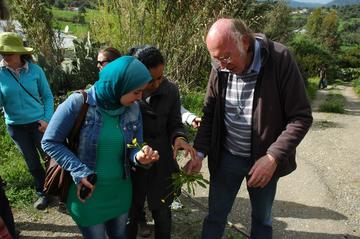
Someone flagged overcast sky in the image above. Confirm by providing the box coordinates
[296,0,332,3]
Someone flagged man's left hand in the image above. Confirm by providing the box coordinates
[173,137,196,160]
[247,154,277,188]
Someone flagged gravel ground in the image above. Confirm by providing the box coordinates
[13,85,360,239]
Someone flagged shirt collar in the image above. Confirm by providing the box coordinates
[0,59,29,72]
[247,39,261,74]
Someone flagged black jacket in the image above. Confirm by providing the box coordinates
[131,78,188,210]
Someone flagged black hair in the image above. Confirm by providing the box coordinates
[128,45,164,69]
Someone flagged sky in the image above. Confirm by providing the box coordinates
[295,0,332,3]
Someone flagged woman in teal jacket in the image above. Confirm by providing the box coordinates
[42,56,159,239]
[0,32,54,210]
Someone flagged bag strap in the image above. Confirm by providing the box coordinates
[66,90,89,152]
[7,69,42,104]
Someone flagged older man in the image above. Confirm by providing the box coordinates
[185,18,312,238]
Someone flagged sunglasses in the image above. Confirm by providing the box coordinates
[97,60,109,66]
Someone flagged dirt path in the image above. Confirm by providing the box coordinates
[13,85,360,239]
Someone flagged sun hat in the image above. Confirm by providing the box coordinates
[0,32,33,54]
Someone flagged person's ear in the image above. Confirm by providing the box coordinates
[241,35,250,52]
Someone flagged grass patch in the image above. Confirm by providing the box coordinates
[0,118,36,209]
[226,232,246,239]
[52,8,100,37]
[312,120,339,130]
[306,77,319,102]
[319,93,346,114]
[354,77,360,98]
[54,20,89,37]
[181,91,205,141]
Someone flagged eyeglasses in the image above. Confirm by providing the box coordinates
[97,60,109,66]
[211,55,232,70]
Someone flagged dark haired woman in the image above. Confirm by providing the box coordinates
[97,47,122,71]
[0,32,54,210]
[126,46,196,239]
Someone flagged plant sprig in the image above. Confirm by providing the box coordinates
[161,168,209,204]
[127,138,146,150]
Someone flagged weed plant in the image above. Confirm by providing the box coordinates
[353,77,360,97]
[307,77,319,102]
[319,93,346,114]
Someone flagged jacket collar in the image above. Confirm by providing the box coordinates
[86,86,97,106]
[254,33,270,68]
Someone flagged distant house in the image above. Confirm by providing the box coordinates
[68,7,79,11]
[58,31,77,49]
[0,20,24,35]
[1,20,76,50]
[291,8,309,14]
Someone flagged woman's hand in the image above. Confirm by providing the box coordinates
[77,177,96,202]
[37,120,48,133]
[173,137,196,160]
[136,145,159,165]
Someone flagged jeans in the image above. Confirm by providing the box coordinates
[79,213,128,239]
[7,122,46,195]
[127,201,171,239]
[201,150,278,239]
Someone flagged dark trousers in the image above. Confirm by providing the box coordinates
[7,122,46,195]
[127,201,172,239]
[0,184,16,238]
[201,150,278,239]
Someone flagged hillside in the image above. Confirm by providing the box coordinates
[326,0,360,6]
[288,0,323,8]
[280,0,360,8]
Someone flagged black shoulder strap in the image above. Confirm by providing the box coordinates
[66,90,89,151]
[7,69,41,104]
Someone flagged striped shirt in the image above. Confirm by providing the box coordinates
[223,39,261,157]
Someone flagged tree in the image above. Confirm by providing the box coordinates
[305,8,341,52]
[305,8,323,38]
[0,0,9,19]
[263,1,292,43]
[321,9,340,51]
[8,0,60,62]
[290,34,335,79]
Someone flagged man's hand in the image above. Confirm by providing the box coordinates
[183,155,203,174]
[191,117,202,129]
[136,145,159,165]
[247,154,277,188]
[37,120,48,133]
[173,137,196,160]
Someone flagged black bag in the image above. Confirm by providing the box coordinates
[43,90,89,204]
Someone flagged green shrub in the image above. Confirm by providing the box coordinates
[89,0,276,90]
[181,91,205,117]
[354,77,360,97]
[306,77,319,102]
[290,34,335,79]
[0,118,35,208]
[181,91,205,141]
[319,93,345,114]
